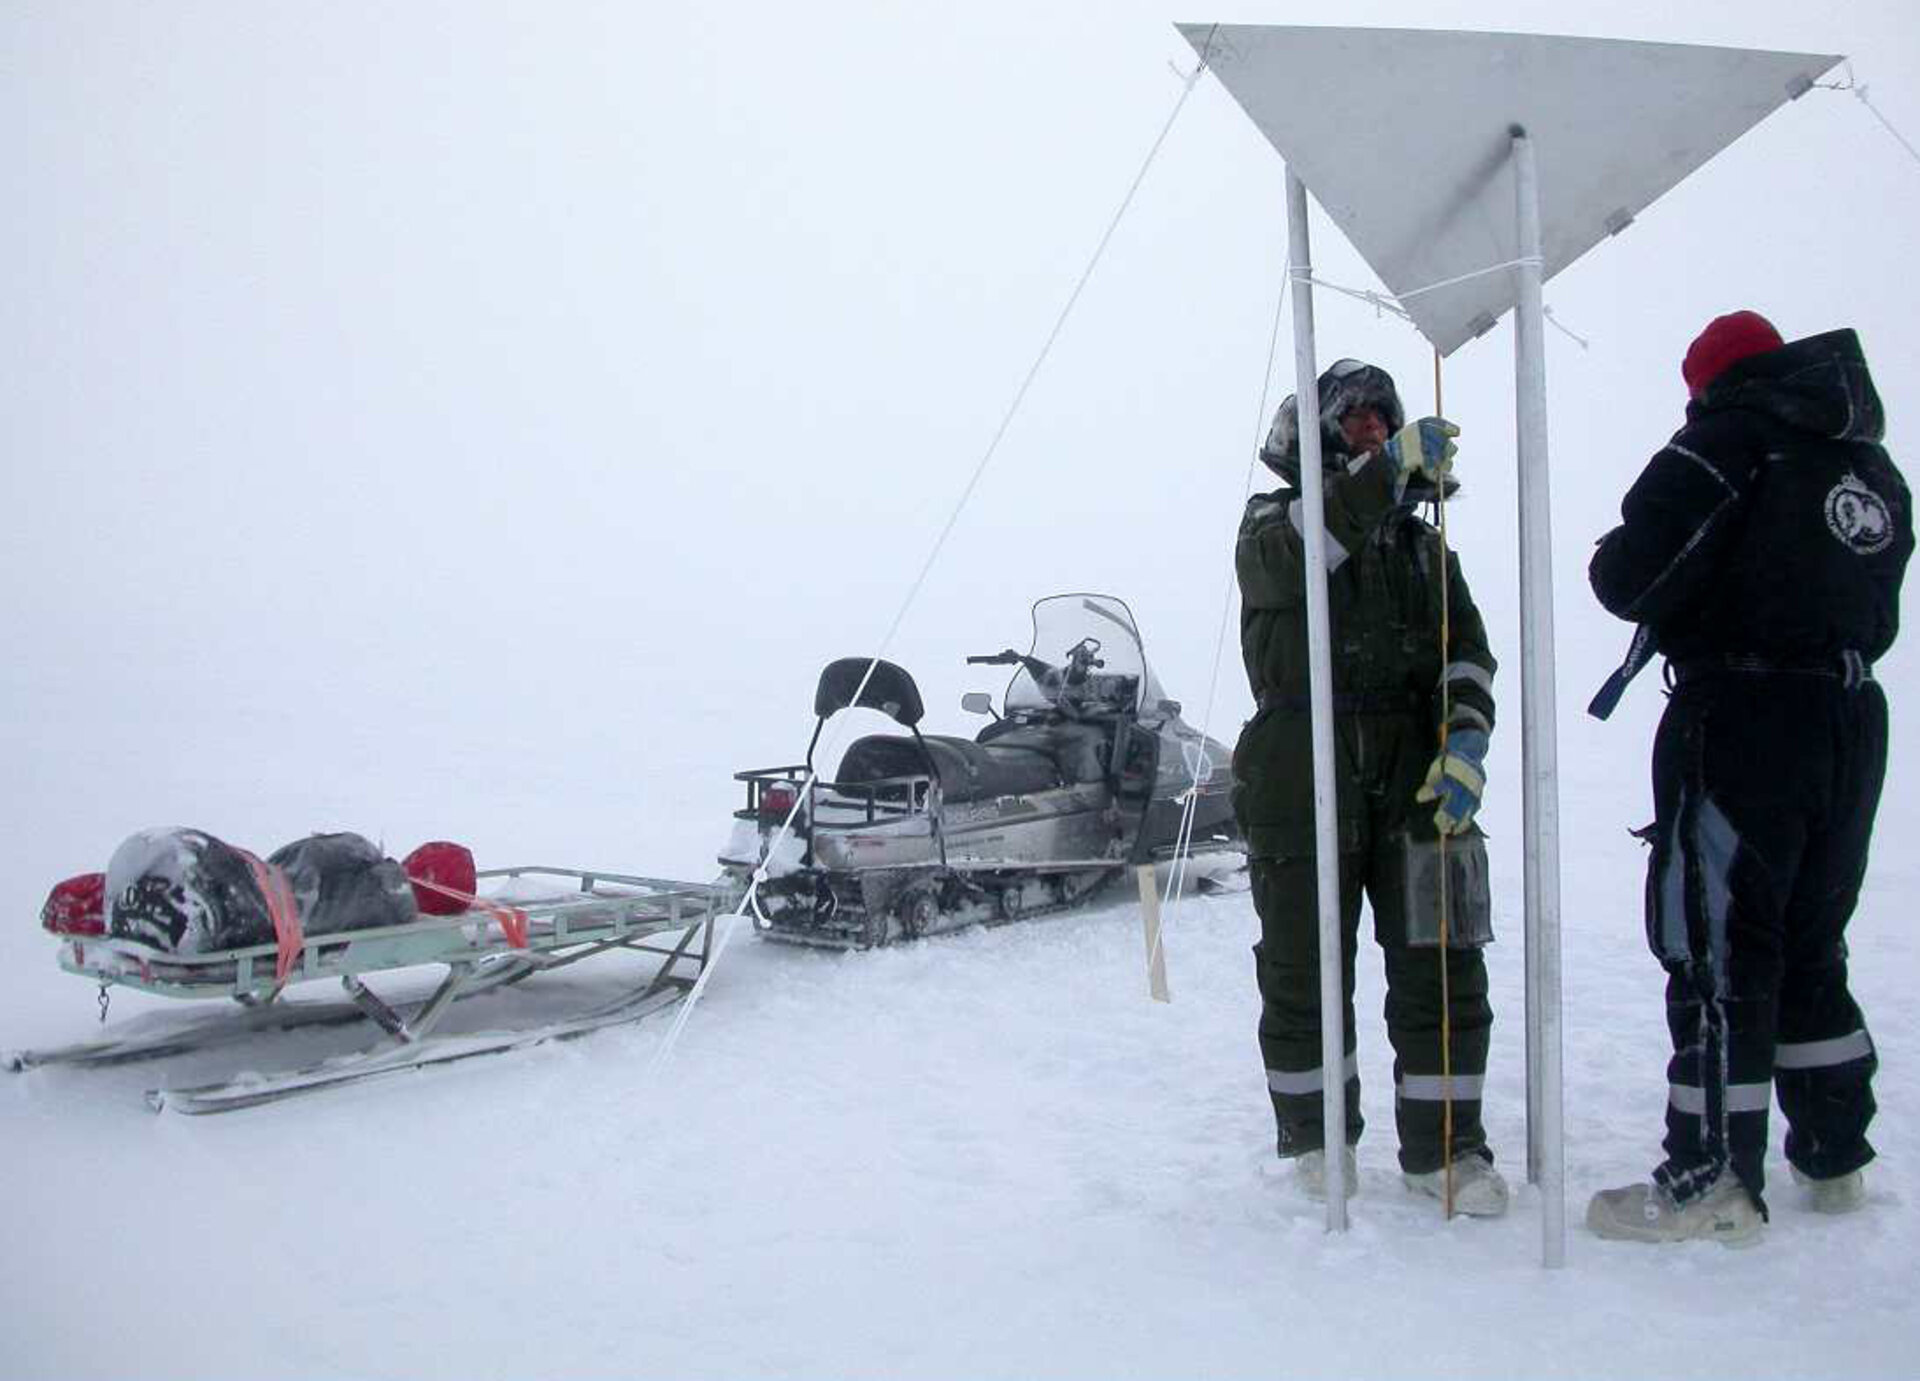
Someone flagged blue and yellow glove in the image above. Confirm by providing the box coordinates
[1415,728,1487,836]
[1384,416,1460,485]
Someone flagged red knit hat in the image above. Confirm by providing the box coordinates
[1682,310,1783,398]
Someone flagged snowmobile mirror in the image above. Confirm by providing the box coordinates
[1156,699,1183,717]
[960,692,998,719]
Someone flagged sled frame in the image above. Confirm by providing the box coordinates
[5,867,725,1112]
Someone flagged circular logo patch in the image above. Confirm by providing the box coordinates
[1825,473,1894,555]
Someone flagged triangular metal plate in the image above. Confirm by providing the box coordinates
[1178,24,1839,354]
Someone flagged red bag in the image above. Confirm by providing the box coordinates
[42,873,106,936]
[403,841,478,916]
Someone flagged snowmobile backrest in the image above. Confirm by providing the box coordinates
[815,657,925,726]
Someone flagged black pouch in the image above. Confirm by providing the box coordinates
[1400,831,1493,948]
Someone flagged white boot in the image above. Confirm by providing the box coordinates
[1295,1147,1358,1202]
[1586,1174,1764,1247]
[1403,1156,1510,1218]
[1792,1165,1867,1214]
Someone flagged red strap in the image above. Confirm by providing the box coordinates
[237,849,304,983]
[405,873,529,949]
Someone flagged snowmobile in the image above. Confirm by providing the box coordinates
[720,593,1243,947]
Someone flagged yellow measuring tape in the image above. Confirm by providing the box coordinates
[1434,346,1456,1219]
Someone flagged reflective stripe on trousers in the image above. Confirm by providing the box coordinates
[1775,1030,1873,1069]
[1668,1029,1874,1115]
[1399,1072,1486,1101]
[1670,1082,1769,1116]
[1266,1052,1359,1096]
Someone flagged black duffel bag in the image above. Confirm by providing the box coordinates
[105,827,418,954]
[106,827,277,953]
[268,832,417,938]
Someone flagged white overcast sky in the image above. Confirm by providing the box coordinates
[3,1,1917,882]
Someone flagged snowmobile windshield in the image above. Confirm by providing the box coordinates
[1003,594,1168,718]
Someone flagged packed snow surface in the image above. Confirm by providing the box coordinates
[4,797,1916,1378]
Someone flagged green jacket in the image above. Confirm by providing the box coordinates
[1233,448,1496,857]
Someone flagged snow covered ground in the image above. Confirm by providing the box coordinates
[7,3,1920,1378]
[4,767,1917,1380]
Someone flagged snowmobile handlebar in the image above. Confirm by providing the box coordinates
[968,643,1109,695]
[967,649,1079,710]
[966,649,1061,685]
[967,649,1059,687]
[1062,638,1104,679]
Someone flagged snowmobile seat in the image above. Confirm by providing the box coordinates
[836,734,1062,803]
[971,722,1109,784]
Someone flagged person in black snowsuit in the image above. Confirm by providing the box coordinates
[1586,312,1912,1245]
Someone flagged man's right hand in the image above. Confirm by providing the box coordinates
[1386,416,1460,483]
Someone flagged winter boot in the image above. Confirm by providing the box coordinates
[1403,1156,1510,1218]
[1295,1147,1358,1202]
[1791,1166,1866,1214]
[1586,1174,1764,1247]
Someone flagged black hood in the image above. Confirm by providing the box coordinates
[1690,328,1885,444]
[1256,358,1459,500]
[1259,359,1407,484]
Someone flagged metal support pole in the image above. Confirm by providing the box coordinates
[1285,166,1349,1229]
[1510,128,1566,1269]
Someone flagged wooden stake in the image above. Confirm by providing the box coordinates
[1136,864,1171,1003]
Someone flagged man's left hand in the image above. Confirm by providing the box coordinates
[1385,416,1460,483]
[1415,728,1487,835]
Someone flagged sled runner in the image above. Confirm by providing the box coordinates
[6,866,727,1113]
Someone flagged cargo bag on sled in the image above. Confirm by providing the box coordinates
[270,832,417,937]
[104,827,416,954]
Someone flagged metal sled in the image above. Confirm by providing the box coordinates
[5,866,729,1113]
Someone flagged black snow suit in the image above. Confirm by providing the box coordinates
[1590,328,1911,1212]
[1234,369,1500,1176]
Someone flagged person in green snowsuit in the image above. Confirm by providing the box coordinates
[1233,358,1508,1216]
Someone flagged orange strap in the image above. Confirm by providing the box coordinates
[405,873,529,949]
[237,849,304,984]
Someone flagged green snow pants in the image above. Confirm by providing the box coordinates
[1235,703,1497,1174]
[1250,844,1495,1176]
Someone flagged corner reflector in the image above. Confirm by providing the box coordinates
[1179,24,1840,354]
